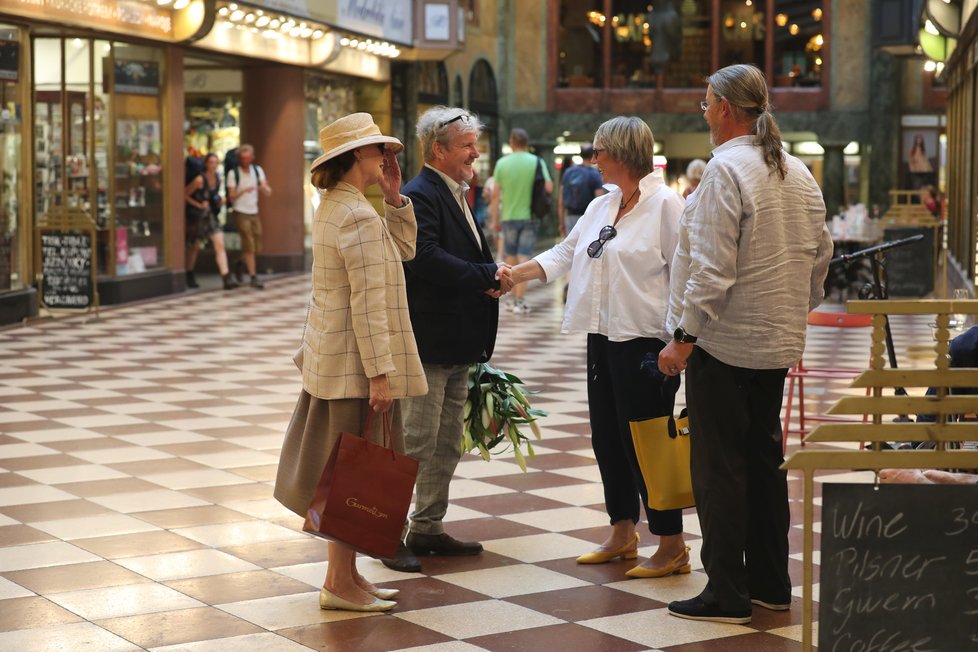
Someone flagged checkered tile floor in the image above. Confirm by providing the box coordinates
[0,275,941,651]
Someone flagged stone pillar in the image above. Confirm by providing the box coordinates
[242,65,306,273]
[164,46,186,286]
[821,142,847,218]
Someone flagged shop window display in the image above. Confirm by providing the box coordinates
[303,73,356,246]
[556,0,821,90]
[0,27,22,291]
[112,43,164,276]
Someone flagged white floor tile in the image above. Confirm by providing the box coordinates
[0,442,59,458]
[114,549,260,581]
[150,632,314,652]
[436,564,588,598]
[0,576,34,599]
[31,513,161,540]
[184,450,279,469]
[48,582,204,620]
[581,608,753,648]
[6,429,106,444]
[142,469,253,490]
[0,485,79,507]
[218,591,376,629]
[0,541,101,572]
[0,622,141,652]
[18,465,129,485]
[88,489,211,513]
[482,532,596,563]
[173,520,304,548]
[502,506,609,532]
[395,599,563,638]
[115,431,214,446]
[71,447,174,464]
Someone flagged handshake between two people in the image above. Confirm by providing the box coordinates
[485,262,518,299]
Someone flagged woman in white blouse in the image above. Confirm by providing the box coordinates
[509,117,688,578]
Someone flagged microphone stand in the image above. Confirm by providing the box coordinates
[830,234,925,416]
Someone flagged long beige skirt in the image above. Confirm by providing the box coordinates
[273,391,405,518]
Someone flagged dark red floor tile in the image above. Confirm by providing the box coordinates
[418,550,525,576]
[453,493,570,516]
[439,516,549,542]
[278,613,452,652]
[506,584,666,619]
[371,576,489,611]
[468,623,646,652]
[479,471,591,492]
[663,631,802,651]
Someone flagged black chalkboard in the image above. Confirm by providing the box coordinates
[39,230,94,309]
[820,483,978,651]
[883,226,934,297]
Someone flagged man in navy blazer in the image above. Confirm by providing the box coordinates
[383,107,513,572]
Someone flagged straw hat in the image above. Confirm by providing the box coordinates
[311,113,403,171]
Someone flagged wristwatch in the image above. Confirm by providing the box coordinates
[673,327,698,344]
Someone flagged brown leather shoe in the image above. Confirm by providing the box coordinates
[407,532,483,556]
[381,542,421,573]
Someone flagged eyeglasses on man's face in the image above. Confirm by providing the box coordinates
[700,96,723,111]
[438,113,470,129]
[587,224,617,258]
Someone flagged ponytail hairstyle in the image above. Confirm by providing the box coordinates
[707,64,787,180]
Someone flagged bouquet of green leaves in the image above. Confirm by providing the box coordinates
[462,363,547,472]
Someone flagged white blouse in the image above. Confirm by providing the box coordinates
[534,168,684,342]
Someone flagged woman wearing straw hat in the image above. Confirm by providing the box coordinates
[274,113,428,612]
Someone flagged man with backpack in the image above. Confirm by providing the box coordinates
[559,144,605,237]
[227,144,272,289]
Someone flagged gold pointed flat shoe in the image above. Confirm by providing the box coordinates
[370,588,400,600]
[319,588,396,612]
[625,545,692,578]
[576,533,640,564]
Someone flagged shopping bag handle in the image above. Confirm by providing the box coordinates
[668,409,690,439]
[361,410,395,456]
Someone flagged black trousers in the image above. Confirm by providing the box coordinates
[587,333,683,536]
[686,347,791,610]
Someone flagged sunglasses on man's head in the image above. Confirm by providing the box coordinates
[438,114,470,129]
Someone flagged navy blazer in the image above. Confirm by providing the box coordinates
[402,166,499,365]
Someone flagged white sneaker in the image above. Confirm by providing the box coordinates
[511,302,531,314]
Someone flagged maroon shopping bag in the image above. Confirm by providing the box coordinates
[302,411,418,559]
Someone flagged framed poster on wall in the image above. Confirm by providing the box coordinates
[113,60,159,96]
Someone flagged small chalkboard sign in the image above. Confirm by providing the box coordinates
[820,483,978,651]
[883,226,934,297]
[39,230,94,309]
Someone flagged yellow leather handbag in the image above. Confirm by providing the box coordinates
[629,409,695,511]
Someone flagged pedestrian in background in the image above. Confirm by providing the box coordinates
[184,153,238,290]
[274,113,427,612]
[491,128,552,313]
[382,106,513,573]
[660,64,832,625]
[682,158,706,199]
[227,144,272,289]
[508,116,689,579]
[559,144,605,237]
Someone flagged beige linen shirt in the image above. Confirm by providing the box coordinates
[299,181,428,399]
[666,136,833,369]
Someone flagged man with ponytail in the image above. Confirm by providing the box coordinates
[659,64,833,624]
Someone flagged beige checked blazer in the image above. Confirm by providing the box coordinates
[299,182,428,400]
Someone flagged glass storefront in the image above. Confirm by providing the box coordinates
[303,72,356,246]
[0,25,22,292]
[557,0,823,90]
[32,36,165,278]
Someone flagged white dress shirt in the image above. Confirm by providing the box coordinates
[425,164,482,249]
[666,135,833,369]
[535,168,684,342]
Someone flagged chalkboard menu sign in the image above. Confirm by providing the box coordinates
[883,226,934,297]
[820,483,978,651]
[39,231,94,309]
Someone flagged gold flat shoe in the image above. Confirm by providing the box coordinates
[370,588,400,600]
[576,533,640,564]
[625,545,691,578]
[319,588,396,612]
